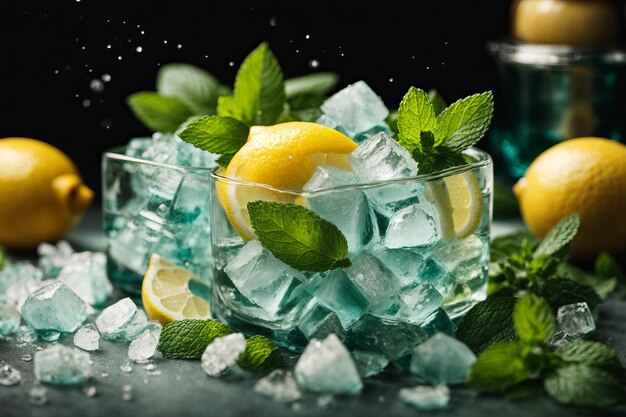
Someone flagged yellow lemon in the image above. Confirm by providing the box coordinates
[514,138,626,259]
[141,254,212,325]
[440,172,483,239]
[0,138,93,249]
[217,122,357,240]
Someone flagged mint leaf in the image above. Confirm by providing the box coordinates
[469,342,529,393]
[557,341,618,367]
[230,42,285,126]
[157,63,221,115]
[286,94,326,111]
[544,365,624,407]
[434,91,494,150]
[247,201,351,272]
[534,213,580,258]
[237,335,281,373]
[174,115,205,136]
[595,253,624,282]
[127,92,193,132]
[541,278,601,309]
[216,95,244,120]
[178,116,249,166]
[285,72,338,98]
[157,319,233,359]
[456,297,517,354]
[428,89,447,116]
[490,231,538,263]
[513,294,555,344]
[397,87,437,153]
[558,263,617,300]
[412,145,466,175]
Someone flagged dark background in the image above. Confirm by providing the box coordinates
[1,0,518,193]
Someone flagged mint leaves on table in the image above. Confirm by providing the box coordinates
[157,319,233,359]
[247,201,351,272]
[456,296,517,354]
[396,87,493,174]
[469,294,626,408]
[237,335,281,374]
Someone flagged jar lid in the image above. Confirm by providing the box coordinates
[488,40,626,67]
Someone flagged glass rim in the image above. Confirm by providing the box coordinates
[488,40,626,67]
[103,145,216,172]
[210,147,492,197]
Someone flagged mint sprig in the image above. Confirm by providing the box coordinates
[127,92,194,133]
[237,335,281,374]
[456,296,517,354]
[469,294,626,408]
[247,201,351,272]
[178,116,249,166]
[157,319,233,359]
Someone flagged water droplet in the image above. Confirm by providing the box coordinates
[204,54,208,58]
[228,61,234,67]
[76,0,81,2]
[82,99,91,107]
[305,34,310,39]
[83,386,97,398]
[90,79,104,92]
[21,354,32,362]
[101,74,111,82]
[295,49,300,53]
[122,384,133,401]
[101,118,112,130]
[308,59,319,69]
[106,44,111,49]
[340,53,345,57]
[118,56,123,60]
[101,372,109,378]
[444,41,448,46]
[140,30,145,35]
[426,66,430,70]
[177,44,182,50]
[269,16,277,26]
[163,40,168,44]
[388,78,394,83]
[53,69,59,75]
[441,62,445,66]
[136,46,143,53]
[81,46,86,50]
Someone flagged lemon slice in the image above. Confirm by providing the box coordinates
[141,254,212,325]
[431,172,483,239]
[217,122,357,240]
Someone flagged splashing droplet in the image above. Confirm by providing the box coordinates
[106,44,111,49]
[308,59,319,69]
[136,46,143,53]
[228,61,234,67]
[90,79,104,92]
[388,78,394,83]
[101,118,112,130]
[269,16,277,27]
[53,69,59,75]
[101,74,111,82]
[163,40,168,44]
[82,99,91,108]
[176,44,182,50]
[141,30,145,35]
[117,56,123,61]
[305,34,310,39]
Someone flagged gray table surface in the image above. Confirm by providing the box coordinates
[2,210,625,417]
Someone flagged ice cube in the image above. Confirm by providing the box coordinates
[169,173,210,225]
[145,320,163,339]
[224,241,305,314]
[29,385,48,405]
[315,115,348,135]
[58,252,113,306]
[348,314,427,360]
[128,330,159,363]
[0,262,43,295]
[350,132,417,182]
[419,258,456,299]
[108,219,158,275]
[37,240,74,278]
[321,81,389,135]
[40,330,61,342]
[384,203,441,249]
[556,302,595,338]
[351,350,389,378]
[314,269,369,327]
[303,167,378,252]
[5,276,43,313]
[372,247,426,288]
[21,282,88,333]
[34,344,91,385]
[432,235,485,271]
[294,334,362,394]
[201,333,246,377]
[73,323,100,351]
[344,253,402,310]
[0,301,20,337]
[298,304,346,341]
[549,330,574,348]
[95,298,147,341]
[410,333,476,385]
[420,308,457,338]
[125,137,152,158]
[397,282,443,324]
[254,370,302,403]
[399,385,450,410]
[0,363,21,386]
[353,123,395,144]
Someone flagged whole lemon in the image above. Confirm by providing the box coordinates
[514,138,626,259]
[0,138,94,249]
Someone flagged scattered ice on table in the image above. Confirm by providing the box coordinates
[0,262,43,295]
[0,363,21,386]
[420,309,457,338]
[122,384,133,401]
[224,241,304,314]
[556,302,595,338]
[351,350,389,378]
[549,330,574,348]
[83,385,98,398]
[39,330,61,342]
[21,282,88,333]
[73,323,100,351]
[5,275,44,312]
[385,203,441,249]
[95,298,148,341]
[320,81,389,136]
[303,166,378,252]
[58,252,113,306]
[349,132,417,182]
[21,354,33,362]
[201,333,246,377]
[0,301,20,337]
[128,330,159,363]
[37,240,74,278]
[410,333,476,385]
[144,363,162,376]
[29,385,48,406]
[298,304,346,341]
[372,247,425,288]
[397,282,443,324]
[294,334,362,394]
[17,325,37,343]
[399,385,450,410]
[313,269,369,327]
[254,370,302,403]
[317,395,335,408]
[145,320,163,339]
[34,344,91,385]
[344,253,401,312]
[348,314,427,360]
[120,363,133,373]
